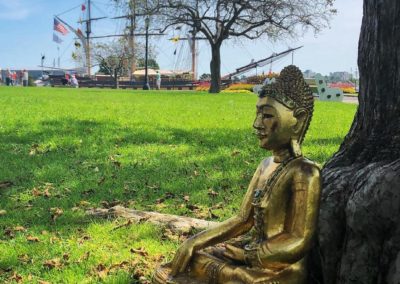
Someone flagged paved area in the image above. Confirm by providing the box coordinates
[343,95,359,104]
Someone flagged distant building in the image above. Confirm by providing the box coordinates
[329,71,353,82]
[303,69,316,78]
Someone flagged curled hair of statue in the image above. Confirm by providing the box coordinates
[259,65,314,144]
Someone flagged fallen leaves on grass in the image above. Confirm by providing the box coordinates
[208,209,219,220]
[31,183,56,198]
[231,150,241,156]
[49,236,61,244]
[165,192,175,199]
[77,200,91,208]
[155,198,165,204]
[43,258,62,269]
[183,195,190,203]
[208,189,219,198]
[130,247,148,257]
[0,180,13,189]
[14,226,26,232]
[95,264,109,279]
[161,228,180,242]
[100,199,122,209]
[92,260,143,281]
[26,235,40,242]
[4,227,15,238]
[109,155,122,168]
[18,254,32,264]
[98,176,106,185]
[82,188,95,196]
[76,251,90,263]
[49,207,63,221]
[29,144,40,156]
[32,187,41,197]
[9,272,23,283]
[78,235,91,244]
[43,188,51,198]
[111,219,133,231]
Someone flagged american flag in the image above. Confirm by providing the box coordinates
[53,33,63,44]
[54,18,69,35]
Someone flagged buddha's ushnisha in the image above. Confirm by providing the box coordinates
[154,65,321,284]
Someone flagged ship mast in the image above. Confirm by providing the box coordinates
[85,0,92,76]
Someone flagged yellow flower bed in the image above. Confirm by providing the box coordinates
[221,89,253,94]
[225,83,254,92]
[341,87,356,94]
[195,86,210,91]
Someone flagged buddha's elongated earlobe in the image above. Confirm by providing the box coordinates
[290,138,302,157]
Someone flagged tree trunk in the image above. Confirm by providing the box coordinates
[114,70,119,89]
[209,43,221,93]
[316,1,400,283]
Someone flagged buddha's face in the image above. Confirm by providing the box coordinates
[253,97,298,150]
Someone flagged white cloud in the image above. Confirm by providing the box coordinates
[0,0,30,20]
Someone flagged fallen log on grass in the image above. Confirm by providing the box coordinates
[87,205,217,234]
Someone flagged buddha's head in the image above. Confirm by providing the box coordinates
[253,65,314,156]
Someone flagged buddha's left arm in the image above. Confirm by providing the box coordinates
[245,164,321,268]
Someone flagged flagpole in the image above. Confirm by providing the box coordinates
[57,46,60,68]
[86,0,91,76]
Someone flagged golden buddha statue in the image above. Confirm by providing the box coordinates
[153,65,321,284]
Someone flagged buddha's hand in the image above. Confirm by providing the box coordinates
[170,239,196,276]
[223,244,245,262]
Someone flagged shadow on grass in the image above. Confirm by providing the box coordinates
[0,118,343,233]
[0,118,262,232]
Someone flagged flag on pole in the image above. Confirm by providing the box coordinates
[77,28,84,37]
[54,18,69,35]
[53,33,63,44]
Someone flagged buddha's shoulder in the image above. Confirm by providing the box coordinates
[292,157,321,177]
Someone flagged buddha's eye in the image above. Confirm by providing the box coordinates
[263,114,274,119]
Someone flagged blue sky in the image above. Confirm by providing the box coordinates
[0,0,363,76]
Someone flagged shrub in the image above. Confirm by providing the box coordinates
[195,81,210,91]
[246,72,279,84]
[221,89,253,94]
[342,87,356,94]
[225,83,254,92]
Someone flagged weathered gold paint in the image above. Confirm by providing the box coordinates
[153,65,321,284]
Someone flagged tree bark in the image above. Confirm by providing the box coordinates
[316,1,400,283]
[114,70,119,89]
[209,43,222,93]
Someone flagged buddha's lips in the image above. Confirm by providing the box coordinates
[256,132,268,138]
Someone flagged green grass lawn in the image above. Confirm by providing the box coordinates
[0,87,356,283]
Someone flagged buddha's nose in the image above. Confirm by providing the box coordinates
[253,113,263,130]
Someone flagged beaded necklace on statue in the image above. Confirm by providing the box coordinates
[252,156,299,243]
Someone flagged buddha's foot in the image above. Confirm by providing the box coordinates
[153,264,205,284]
[153,264,173,284]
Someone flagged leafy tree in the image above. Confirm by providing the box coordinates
[199,73,211,81]
[98,59,113,75]
[136,58,160,69]
[153,0,336,93]
[92,40,133,88]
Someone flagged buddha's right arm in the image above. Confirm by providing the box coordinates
[190,165,261,251]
